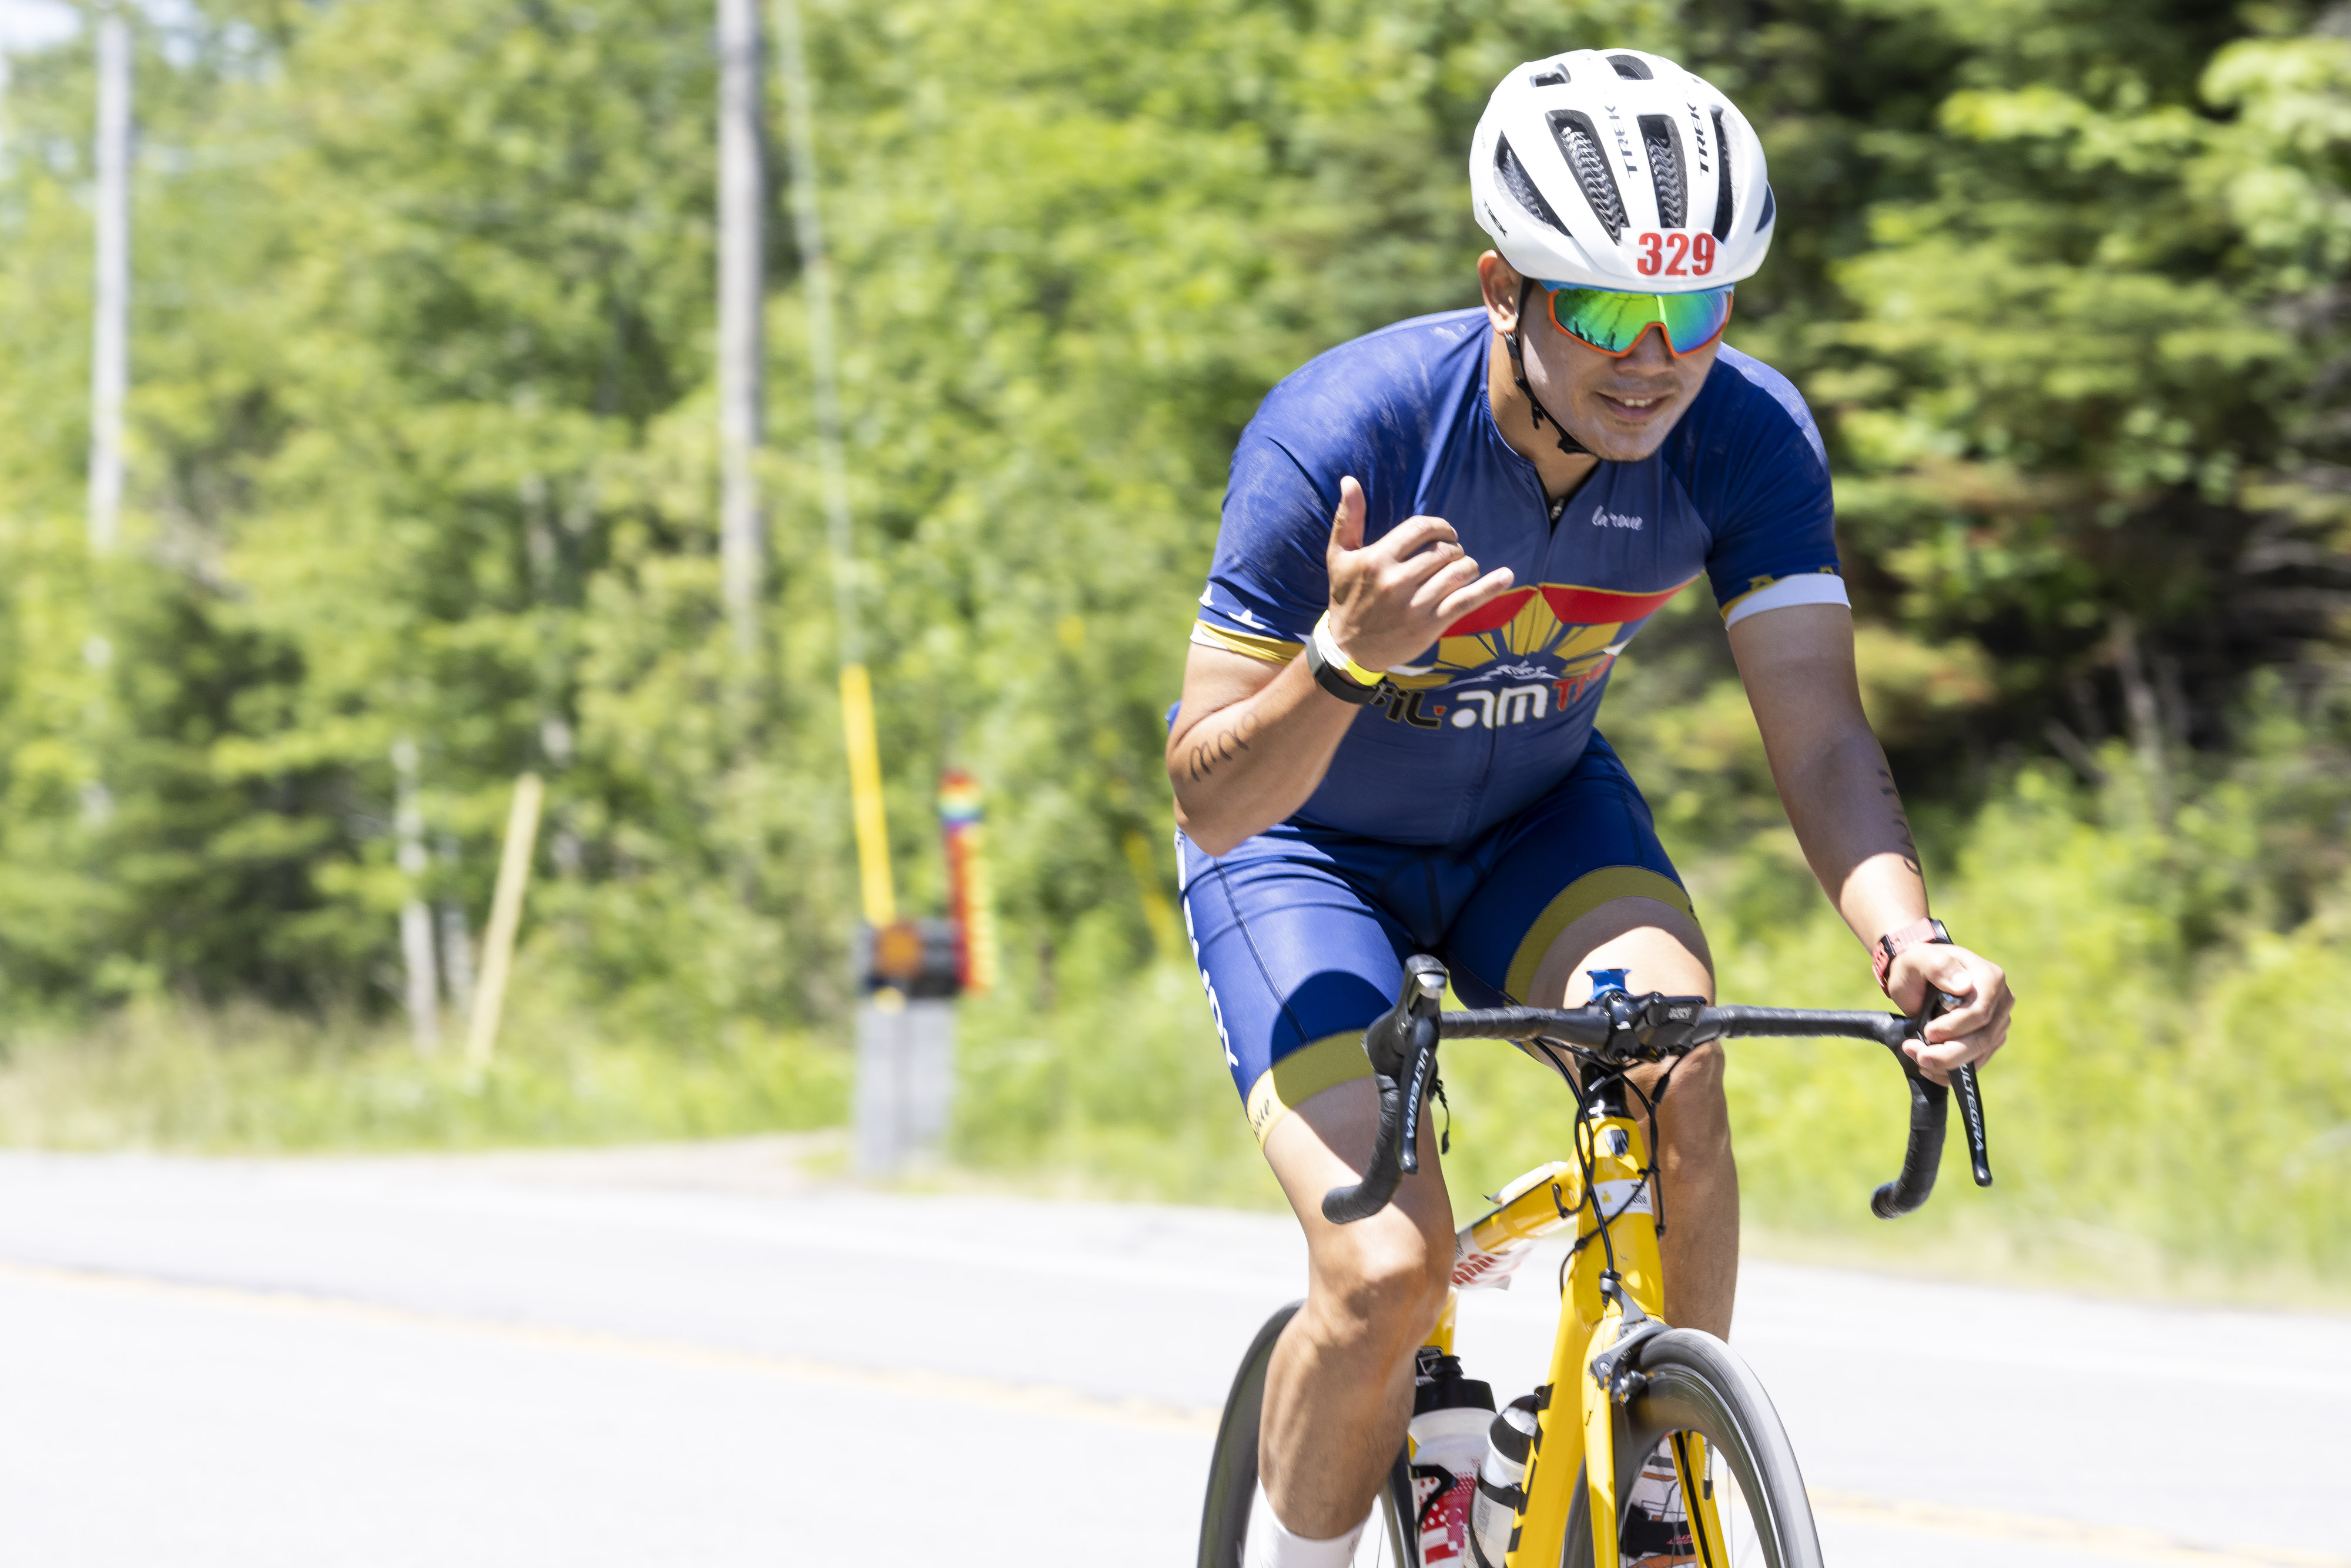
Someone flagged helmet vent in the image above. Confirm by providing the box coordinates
[1708,108,1736,241]
[1494,136,1570,237]
[1548,111,1629,243]
[1637,115,1687,229]
[1529,66,1569,88]
[1755,183,1777,232]
[1608,55,1652,79]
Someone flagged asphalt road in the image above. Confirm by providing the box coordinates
[0,1141,2343,1567]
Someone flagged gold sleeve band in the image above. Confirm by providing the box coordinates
[1190,622,1304,665]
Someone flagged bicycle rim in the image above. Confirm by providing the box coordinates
[1560,1329,1821,1568]
[1647,1432,1777,1568]
[1199,1302,1418,1568]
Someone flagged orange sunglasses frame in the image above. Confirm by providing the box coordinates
[1542,284,1736,359]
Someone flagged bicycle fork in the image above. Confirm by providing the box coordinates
[1489,1084,1727,1568]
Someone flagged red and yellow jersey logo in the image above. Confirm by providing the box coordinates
[1388,579,1694,694]
[1190,578,1694,732]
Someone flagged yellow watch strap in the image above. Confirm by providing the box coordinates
[1312,612,1385,688]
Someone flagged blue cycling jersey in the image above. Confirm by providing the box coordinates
[1192,307,1843,847]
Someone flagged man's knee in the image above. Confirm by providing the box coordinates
[1669,1038,1727,1105]
[1650,1039,1733,1165]
[1306,1206,1453,1348]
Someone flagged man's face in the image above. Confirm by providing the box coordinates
[1498,266,1722,463]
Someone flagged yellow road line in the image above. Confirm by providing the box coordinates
[1809,1489,2349,1568]
[6,1259,2341,1567]
[0,1259,1218,1436]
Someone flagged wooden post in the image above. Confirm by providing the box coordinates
[716,0,766,655]
[464,773,545,1071]
[86,4,130,555]
[839,662,895,926]
[939,772,998,993]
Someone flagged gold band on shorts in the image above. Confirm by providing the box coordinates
[1243,869,1694,1145]
[1503,866,1694,1003]
[1244,1032,1375,1145]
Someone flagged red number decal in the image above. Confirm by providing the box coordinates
[1692,233,1716,275]
[1663,232,1690,276]
[1637,232,1662,275]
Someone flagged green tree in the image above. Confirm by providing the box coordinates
[0,1,2342,1197]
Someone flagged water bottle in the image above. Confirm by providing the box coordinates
[1469,1395,1542,1568]
[1408,1349,1495,1567]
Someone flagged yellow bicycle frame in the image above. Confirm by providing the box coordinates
[1426,1104,1730,1568]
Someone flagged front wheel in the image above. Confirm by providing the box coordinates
[1199,1302,1418,1568]
[1562,1329,1821,1568]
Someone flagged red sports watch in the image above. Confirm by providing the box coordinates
[1872,916,1951,994]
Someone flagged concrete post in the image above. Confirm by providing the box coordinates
[853,994,957,1177]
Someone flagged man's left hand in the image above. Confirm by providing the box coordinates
[1886,944,2014,1085]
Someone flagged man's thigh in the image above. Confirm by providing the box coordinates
[1523,896,1713,1007]
[1175,829,1412,1148]
[1441,736,1707,1007]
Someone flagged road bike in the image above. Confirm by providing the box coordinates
[1198,954,1992,1567]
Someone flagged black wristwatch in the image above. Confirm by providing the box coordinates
[1305,634,1380,704]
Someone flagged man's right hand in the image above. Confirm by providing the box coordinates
[1324,475,1516,674]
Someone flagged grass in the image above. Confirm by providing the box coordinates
[4,762,2346,1307]
[952,951,1278,1209]
[0,991,847,1152]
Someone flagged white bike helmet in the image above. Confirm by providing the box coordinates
[1469,48,1774,292]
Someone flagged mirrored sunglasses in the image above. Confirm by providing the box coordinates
[1542,283,1734,357]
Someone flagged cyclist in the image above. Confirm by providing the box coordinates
[1167,49,2015,1567]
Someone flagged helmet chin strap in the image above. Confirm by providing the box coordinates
[1503,277,1590,459]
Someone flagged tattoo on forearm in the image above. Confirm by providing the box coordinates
[1876,765,1923,876]
[1185,708,1260,784]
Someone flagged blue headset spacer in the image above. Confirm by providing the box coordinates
[1586,968,1632,997]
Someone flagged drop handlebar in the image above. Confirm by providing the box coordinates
[1320,957,1992,1226]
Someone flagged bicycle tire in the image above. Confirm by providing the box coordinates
[1199,1301,1418,1568]
[1560,1329,1821,1568]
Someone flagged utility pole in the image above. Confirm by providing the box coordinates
[716,0,766,656]
[775,0,894,926]
[779,0,940,1181]
[86,4,130,555]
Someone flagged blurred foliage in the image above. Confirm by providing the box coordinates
[0,1,2346,1276]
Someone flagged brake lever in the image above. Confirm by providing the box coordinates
[1918,988,1992,1188]
[1396,1031,1436,1178]
[1319,957,1446,1225]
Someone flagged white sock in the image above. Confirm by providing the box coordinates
[1244,1479,1367,1568]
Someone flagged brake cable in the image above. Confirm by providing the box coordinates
[1540,1034,1677,1285]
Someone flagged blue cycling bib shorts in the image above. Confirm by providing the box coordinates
[1178,734,1688,1143]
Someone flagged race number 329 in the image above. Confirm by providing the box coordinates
[1636,232,1716,277]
